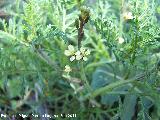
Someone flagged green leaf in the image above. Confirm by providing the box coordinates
[120,95,137,120]
[90,62,135,105]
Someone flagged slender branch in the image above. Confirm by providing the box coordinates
[78,20,84,48]
[80,62,91,91]
[35,48,59,71]
[83,79,135,100]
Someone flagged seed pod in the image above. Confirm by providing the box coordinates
[80,6,90,22]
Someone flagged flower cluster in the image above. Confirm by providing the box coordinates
[123,12,134,20]
[64,65,72,73]
[64,45,90,62]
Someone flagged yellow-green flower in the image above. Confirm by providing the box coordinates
[64,65,72,72]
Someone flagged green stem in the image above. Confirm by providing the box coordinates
[131,17,139,64]
[80,62,91,91]
[83,79,136,100]
[120,0,124,37]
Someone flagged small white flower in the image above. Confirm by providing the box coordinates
[47,24,52,29]
[83,56,88,61]
[76,55,83,60]
[64,45,75,56]
[75,51,82,60]
[68,45,75,52]
[80,47,85,54]
[118,37,125,44]
[123,12,134,20]
[75,51,81,56]
[85,49,90,55]
[64,50,71,56]
[64,65,72,72]
[70,56,75,61]
[80,48,90,61]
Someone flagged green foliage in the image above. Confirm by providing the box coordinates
[0,0,160,119]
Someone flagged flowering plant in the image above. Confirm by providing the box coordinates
[0,0,159,119]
